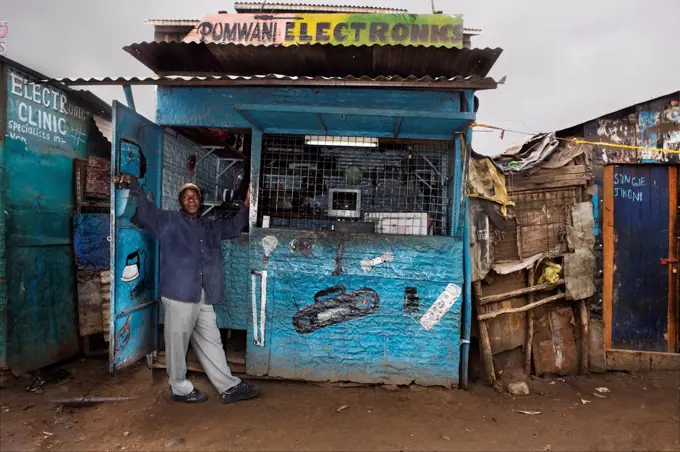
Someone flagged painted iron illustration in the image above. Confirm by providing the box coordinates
[293,285,379,334]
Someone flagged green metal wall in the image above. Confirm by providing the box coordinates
[0,63,107,372]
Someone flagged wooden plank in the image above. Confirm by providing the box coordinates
[480,279,565,305]
[478,293,567,321]
[524,267,535,375]
[603,165,614,349]
[479,272,528,355]
[507,165,588,191]
[474,281,496,385]
[606,349,680,372]
[509,178,587,192]
[668,166,678,353]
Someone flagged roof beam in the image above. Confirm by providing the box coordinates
[235,110,263,130]
[234,104,475,121]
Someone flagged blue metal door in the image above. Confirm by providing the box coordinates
[109,102,162,373]
[611,165,671,351]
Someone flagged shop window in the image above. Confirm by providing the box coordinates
[258,134,453,236]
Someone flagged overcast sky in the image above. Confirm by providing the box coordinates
[2,0,678,155]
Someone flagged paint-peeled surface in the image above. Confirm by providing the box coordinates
[215,236,250,330]
[612,166,669,351]
[248,228,463,387]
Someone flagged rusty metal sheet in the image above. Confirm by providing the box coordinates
[123,41,503,78]
[85,156,111,200]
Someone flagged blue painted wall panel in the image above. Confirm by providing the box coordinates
[268,273,461,386]
[215,235,250,330]
[110,102,162,373]
[247,228,463,386]
[612,165,670,351]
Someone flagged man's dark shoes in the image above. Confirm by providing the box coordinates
[170,387,209,404]
[220,382,260,404]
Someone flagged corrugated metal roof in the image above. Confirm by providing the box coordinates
[51,73,499,90]
[123,42,502,79]
[93,115,113,143]
[145,19,202,26]
[233,2,408,13]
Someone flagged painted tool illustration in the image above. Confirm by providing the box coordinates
[293,285,380,334]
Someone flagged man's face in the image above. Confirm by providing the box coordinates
[180,188,201,215]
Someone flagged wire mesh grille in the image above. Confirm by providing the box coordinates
[258,134,453,236]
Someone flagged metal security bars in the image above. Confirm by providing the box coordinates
[258,134,453,236]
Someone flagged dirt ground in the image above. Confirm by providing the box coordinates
[0,359,678,452]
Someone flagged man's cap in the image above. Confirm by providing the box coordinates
[179,183,201,198]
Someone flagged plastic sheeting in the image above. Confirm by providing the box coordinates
[492,133,561,174]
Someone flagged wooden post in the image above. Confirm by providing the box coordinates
[603,165,614,349]
[480,279,565,305]
[579,299,590,375]
[474,281,496,385]
[524,268,535,376]
[478,293,566,321]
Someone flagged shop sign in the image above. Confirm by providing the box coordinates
[184,13,464,48]
[5,70,90,151]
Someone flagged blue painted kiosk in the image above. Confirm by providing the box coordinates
[103,16,501,387]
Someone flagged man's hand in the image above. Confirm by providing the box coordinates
[113,173,135,188]
[244,184,251,208]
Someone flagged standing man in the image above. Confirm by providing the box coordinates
[113,173,260,404]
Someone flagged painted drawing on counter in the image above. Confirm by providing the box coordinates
[290,234,316,256]
[121,250,144,283]
[419,283,461,331]
[293,285,379,334]
[261,235,279,264]
[404,287,420,313]
[114,315,132,353]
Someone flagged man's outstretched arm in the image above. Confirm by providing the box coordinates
[113,173,173,239]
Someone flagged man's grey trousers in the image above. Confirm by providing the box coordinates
[161,291,240,396]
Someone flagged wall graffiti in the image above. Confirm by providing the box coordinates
[114,315,132,353]
[293,285,379,334]
[614,172,646,202]
[5,70,90,149]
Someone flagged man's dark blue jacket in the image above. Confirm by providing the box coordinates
[129,178,248,305]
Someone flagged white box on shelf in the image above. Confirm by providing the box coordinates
[364,212,430,236]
